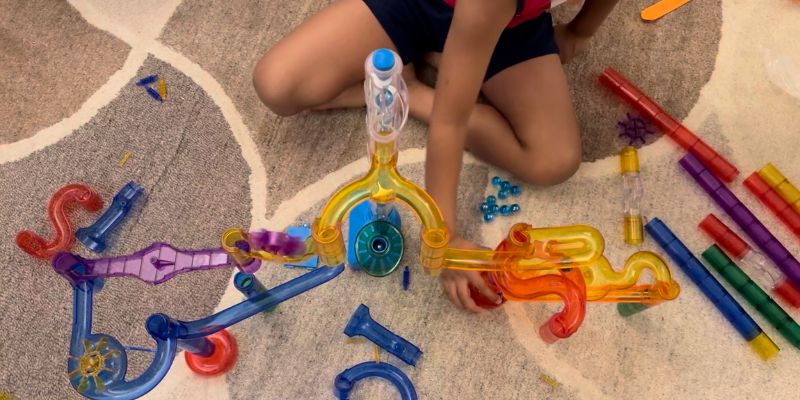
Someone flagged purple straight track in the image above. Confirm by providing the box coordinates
[679,153,800,287]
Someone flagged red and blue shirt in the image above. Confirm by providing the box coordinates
[442,0,552,28]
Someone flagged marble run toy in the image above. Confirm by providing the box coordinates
[346,201,403,276]
[679,153,800,289]
[620,146,644,244]
[334,361,417,400]
[16,183,103,260]
[76,182,144,253]
[223,49,679,342]
[344,304,422,366]
[699,213,800,308]
[702,245,800,349]
[757,163,800,215]
[600,67,738,182]
[645,218,779,360]
[744,172,800,240]
[53,246,343,399]
[283,225,319,269]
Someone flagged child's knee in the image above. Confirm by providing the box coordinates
[518,144,581,186]
[252,54,302,117]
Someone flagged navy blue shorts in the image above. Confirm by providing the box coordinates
[363,0,559,81]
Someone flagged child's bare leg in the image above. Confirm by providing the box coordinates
[313,84,365,111]
[401,52,580,185]
[478,54,581,185]
[253,0,394,116]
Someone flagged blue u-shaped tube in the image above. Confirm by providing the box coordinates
[333,361,417,400]
[66,265,345,400]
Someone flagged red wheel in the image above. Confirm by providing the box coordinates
[185,330,238,376]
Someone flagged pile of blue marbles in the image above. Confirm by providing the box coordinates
[479,176,521,222]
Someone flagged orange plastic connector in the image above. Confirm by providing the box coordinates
[16,183,103,260]
[600,67,739,182]
[641,0,693,21]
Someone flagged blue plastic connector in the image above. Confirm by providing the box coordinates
[372,49,395,72]
[333,361,417,400]
[343,304,422,366]
[234,272,276,312]
[76,182,144,253]
[136,75,158,86]
[284,225,318,269]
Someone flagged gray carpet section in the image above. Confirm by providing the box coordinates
[159,0,721,187]
[0,0,130,144]
[0,57,250,399]
[552,0,722,161]
[160,0,426,204]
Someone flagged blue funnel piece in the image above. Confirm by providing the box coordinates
[372,49,395,72]
[347,201,402,274]
[76,181,144,253]
[333,361,417,400]
[343,304,421,366]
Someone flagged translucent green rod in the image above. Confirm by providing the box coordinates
[702,245,800,349]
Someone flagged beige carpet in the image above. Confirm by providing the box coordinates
[1,0,799,399]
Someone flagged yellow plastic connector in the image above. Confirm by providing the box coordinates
[758,163,800,211]
[749,332,779,361]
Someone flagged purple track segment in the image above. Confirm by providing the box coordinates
[678,152,800,287]
[53,243,233,285]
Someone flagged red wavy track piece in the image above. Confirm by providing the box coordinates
[16,183,103,260]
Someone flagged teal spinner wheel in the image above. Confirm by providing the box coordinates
[354,220,404,277]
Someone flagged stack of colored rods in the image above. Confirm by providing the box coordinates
[702,245,800,349]
[744,164,800,239]
[699,214,800,307]
[599,67,738,182]
[678,153,800,288]
[759,163,800,213]
[645,218,779,360]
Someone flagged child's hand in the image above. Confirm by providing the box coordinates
[440,237,502,313]
[554,24,591,65]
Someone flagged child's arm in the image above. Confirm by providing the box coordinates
[425,0,516,233]
[427,0,517,312]
[568,0,620,38]
[556,0,620,64]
